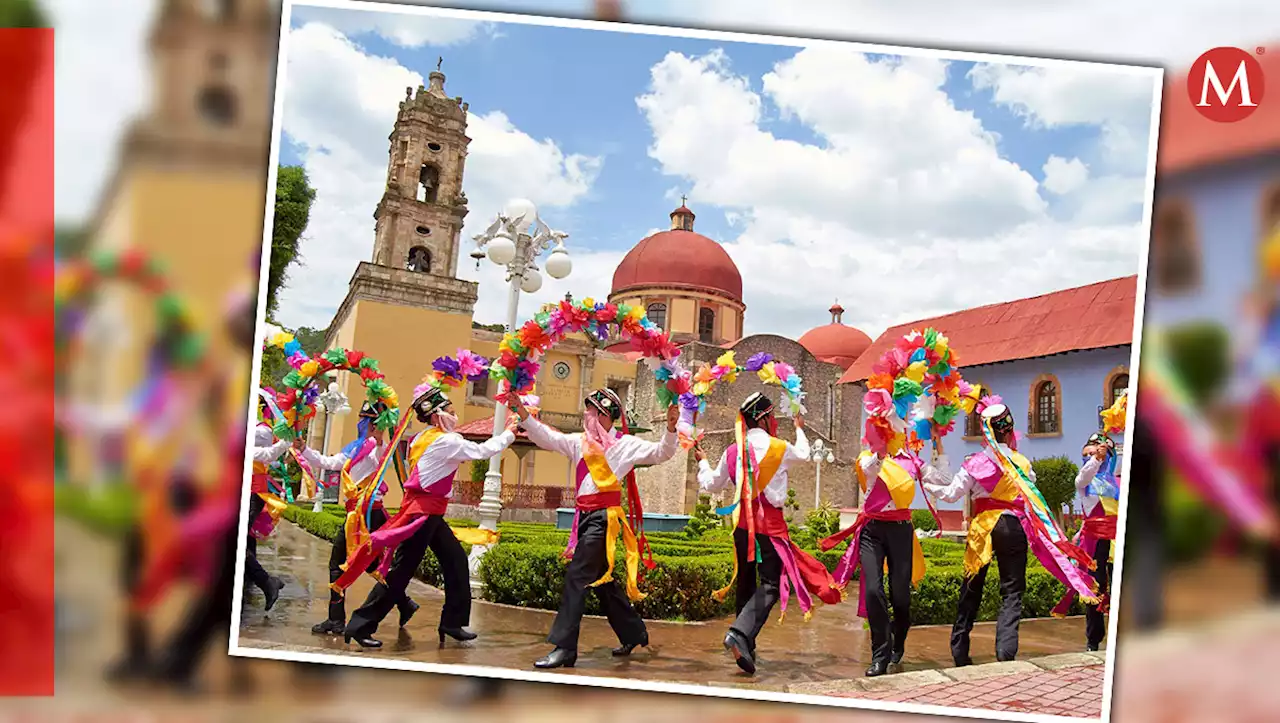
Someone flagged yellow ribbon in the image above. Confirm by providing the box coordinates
[581,444,645,602]
[962,450,1030,577]
[712,435,787,602]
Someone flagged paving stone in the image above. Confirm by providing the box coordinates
[1032,652,1105,671]
[940,660,1043,682]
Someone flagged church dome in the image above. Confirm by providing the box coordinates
[798,303,873,370]
[611,203,743,302]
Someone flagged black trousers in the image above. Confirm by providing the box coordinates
[951,514,1028,665]
[859,520,915,666]
[325,508,415,624]
[155,525,238,682]
[1265,444,1280,602]
[546,508,647,650]
[728,527,782,651]
[1125,414,1165,631]
[115,524,149,665]
[244,494,272,593]
[1086,539,1112,648]
[346,515,470,639]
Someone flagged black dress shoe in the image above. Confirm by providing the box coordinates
[612,632,649,656]
[889,649,905,672]
[533,647,577,669]
[439,626,478,644]
[312,619,343,635]
[723,631,756,675]
[344,634,382,649]
[263,577,284,611]
[954,655,974,667]
[399,599,421,628]
[1086,643,1100,652]
[865,660,890,677]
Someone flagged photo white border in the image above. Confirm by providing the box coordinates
[229,2,1166,722]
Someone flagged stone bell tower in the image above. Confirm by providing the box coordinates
[372,62,471,278]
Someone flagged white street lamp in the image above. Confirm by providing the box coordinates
[466,199,572,591]
[315,379,351,512]
[810,437,835,509]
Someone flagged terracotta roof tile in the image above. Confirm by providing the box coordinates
[455,415,554,445]
[838,276,1138,384]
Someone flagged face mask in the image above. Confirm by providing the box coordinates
[435,410,458,433]
[583,408,617,452]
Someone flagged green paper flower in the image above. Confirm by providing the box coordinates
[324,348,348,365]
[282,370,305,389]
[893,378,923,399]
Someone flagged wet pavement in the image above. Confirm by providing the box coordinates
[237,521,1096,690]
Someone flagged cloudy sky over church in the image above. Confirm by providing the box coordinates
[271,4,1159,340]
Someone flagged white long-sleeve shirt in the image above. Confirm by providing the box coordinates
[520,416,677,498]
[925,445,1037,517]
[410,429,516,499]
[860,451,949,512]
[1075,455,1105,516]
[300,441,384,483]
[252,425,290,465]
[697,427,810,508]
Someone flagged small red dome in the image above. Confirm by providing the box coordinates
[611,229,743,301]
[798,323,873,370]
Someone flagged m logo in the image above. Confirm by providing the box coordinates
[1187,46,1266,123]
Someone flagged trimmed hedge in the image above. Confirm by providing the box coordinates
[55,483,137,536]
[283,508,1085,623]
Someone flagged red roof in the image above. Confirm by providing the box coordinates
[838,276,1138,384]
[611,229,743,301]
[455,415,555,444]
[797,323,874,370]
[1159,43,1280,176]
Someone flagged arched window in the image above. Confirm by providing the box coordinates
[698,307,716,343]
[418,163,440,203]
[197,85,237,126]
[646,302,667,329]
[406,246,431,273]
[1153,201,1200,294]
[471,375,490,401]
[1109,373,1130,406]
[1030,376,1061,435]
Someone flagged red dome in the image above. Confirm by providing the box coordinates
[611,229,743,301]
[798,323,873,370]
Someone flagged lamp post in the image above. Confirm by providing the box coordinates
[316,380,351,512]
[466,199,572,588]
[810,437,835,509]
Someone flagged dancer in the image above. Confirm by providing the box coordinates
[510,388,679,670]
[245,394,290,611]
[694,392,842,676]
[1062,431,1120,651]
[817,425,946,677]
[340,383,516,649]
[926,398,1099,666]
[299,401,420,636]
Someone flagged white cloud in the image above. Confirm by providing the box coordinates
[274,22,602,329]
[635,48,1152,340]
[293,5,493,48]
[1042,155,1090,195]
[48,0,154,223]
[682,0,1279,69]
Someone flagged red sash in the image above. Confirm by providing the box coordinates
[1081,515,1118,540]
[577,491,622,512]
[974,497,1022,515]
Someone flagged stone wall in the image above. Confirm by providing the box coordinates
[631,334,861,516]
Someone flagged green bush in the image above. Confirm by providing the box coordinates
[54,483,137,536]
[1164,471,1226,564]
[1159,323,1230,404]
[911,509,939,533]
[1032,456,1080,523]
[683,494,724,539]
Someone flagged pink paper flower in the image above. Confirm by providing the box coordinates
[864,388,894,416]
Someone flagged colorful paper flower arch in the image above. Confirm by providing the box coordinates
[653,350,807,447]
[490,295,681,402]
[261,325,401,441]
[55,249,206,369]
[863,328,975,456]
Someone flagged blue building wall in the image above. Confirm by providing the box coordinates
[1144,155,1280,335]
[859,345,1132,514]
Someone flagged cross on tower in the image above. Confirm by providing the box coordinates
[680,194,688,206]
[437,56,443,72]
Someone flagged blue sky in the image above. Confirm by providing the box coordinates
[275,3,1159,337]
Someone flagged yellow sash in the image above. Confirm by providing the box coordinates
[712,438,788,603]
[581,443,646,602]
[854,452,928,587]
[963,449,1031,576]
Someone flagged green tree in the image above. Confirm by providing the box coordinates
[472,321,506,333]
[911,509,939,533]
[1031,455,1080,526]
[683,493,723,539]
[804,500,842,539]
[0,0,46,27]
[267,165,316,319]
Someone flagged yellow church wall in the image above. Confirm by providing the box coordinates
[721,307,738,341]
[669,298,696,334]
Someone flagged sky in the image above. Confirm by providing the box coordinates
[47,0,1280,339]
